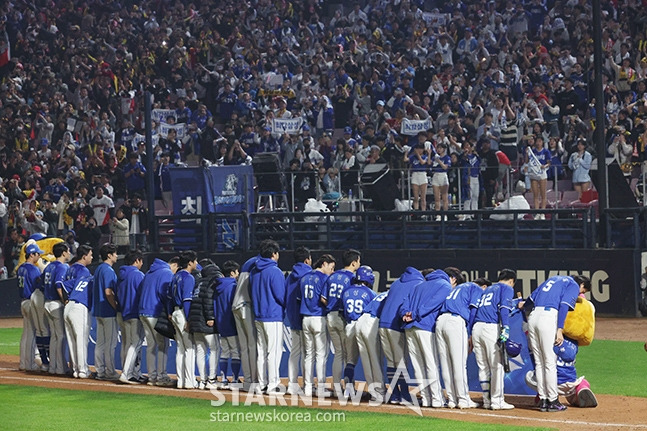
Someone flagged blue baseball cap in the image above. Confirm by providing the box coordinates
[344,126,353,134]
[302,124,310,131]
[25,243,45,255]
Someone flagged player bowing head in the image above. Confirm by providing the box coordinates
[443,267,465,287]
[572,275,591,294]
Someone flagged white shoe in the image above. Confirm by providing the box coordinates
[458,400,480,409]
[287,383,302,395]
[446,401,457,409]
[492,402,515,410]
[435,215,442,222]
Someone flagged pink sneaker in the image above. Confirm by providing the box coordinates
[576,379,598,408]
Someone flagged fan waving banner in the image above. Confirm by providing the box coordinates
[401,118,433,136]
[272,117,303,134]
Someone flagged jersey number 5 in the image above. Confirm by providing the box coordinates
[542,279,555,292]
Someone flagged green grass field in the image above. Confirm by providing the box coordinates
[576,339,647,398]
[0,328,20,356]
[0,386,550,431]
[0,328,644,430]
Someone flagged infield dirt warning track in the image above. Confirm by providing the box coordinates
[1,318,646,430]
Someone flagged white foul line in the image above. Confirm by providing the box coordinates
[387,403,647,429]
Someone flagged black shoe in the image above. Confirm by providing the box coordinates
[539,399,549,412]
[547,399,567,412]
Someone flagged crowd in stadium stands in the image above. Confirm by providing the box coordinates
[0,0,646,267]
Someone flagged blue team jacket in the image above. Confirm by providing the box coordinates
[379,267,425,331]
[139,258,173,317]
[250,257,286,322]
[116,265,145,320]
[214,277,238,337]
[285,262,312,330]
[401,269,453,332]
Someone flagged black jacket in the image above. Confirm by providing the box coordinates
[188,264,223,334]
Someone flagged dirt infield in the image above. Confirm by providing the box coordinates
[1,317,646,430]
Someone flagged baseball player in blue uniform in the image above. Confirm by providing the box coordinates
[521,275,589,412]
[214,260,242,388]
[472,269,517,410]
[139,256,177,387]
[400,268,456,408]
[285,246,312,395]
[323,249,361,395]
[42,242,71,375]
[170,250,198,389]
[63,274,93,378]
[379,266,424,403]
[27,242,51,372]
[356,290,389,402]
[116,250,145,384]
[18,243,45,372]
[341,266,376,396]
[436,273,482,409]
[250,240,286,393]
[60,245,93,378]
[92,243,119,380]
[300,254,336,397]
[233,255,259,391]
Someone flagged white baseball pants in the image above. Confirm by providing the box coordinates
[302,315,328,390]
[20,299,36,371]
[436,313,471,407]
[356,314,385,396]
[406,327,443,406]
[234,304,257,388]
[527,307,559,401]
[255,320,283,391]
[171,309,196,388]
[44,300,66,374]
[194,332,219,382]
[95,316,118,377]
[64,301,89,377]
[139,316,170,382]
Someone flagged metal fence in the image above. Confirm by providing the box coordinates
[152,206,598,252]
